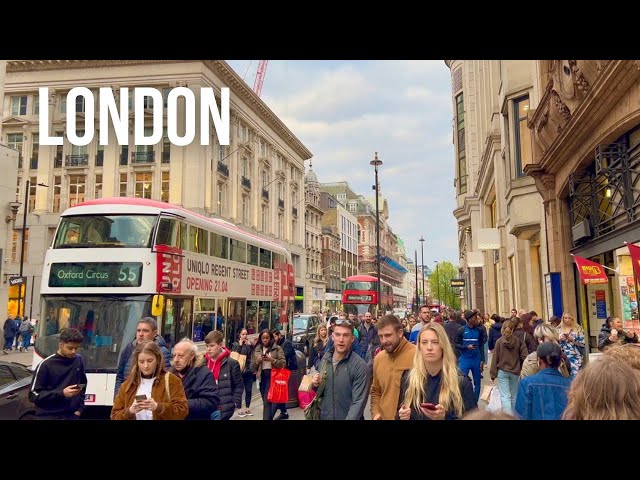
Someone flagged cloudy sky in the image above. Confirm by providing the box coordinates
[227,60,457,267]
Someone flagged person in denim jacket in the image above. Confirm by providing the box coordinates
[514,342,570,420]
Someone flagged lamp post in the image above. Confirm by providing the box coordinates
[16,180,48,317]
[414,249,419,313]
[419,236,425,305]
[434,260,441,307]
[370,152,383,315]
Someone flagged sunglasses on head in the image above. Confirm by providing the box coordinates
[334,319,354,327]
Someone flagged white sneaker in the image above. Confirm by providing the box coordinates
[237,410,247,418]
[245,409,253,416]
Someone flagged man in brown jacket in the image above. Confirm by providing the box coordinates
[371,314,416,420]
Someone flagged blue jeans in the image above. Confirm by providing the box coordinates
[497,370,519,415]
[22,333,31,350]
[459,356,482,402]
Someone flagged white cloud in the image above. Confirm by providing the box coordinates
[227,60,459,265]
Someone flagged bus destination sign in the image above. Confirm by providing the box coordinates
[49,263,143,288]
[346,294,373,302]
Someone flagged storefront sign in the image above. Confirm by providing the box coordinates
[450,279,465,287]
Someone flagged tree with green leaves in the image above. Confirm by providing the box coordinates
[427,261,461,310]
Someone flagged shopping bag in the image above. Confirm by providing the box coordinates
[487,386,502,413]
[267,368,290,404]
[298,389,316,410]
[480,385,493,403]
[298,374,314,392]
[230,351,247,372]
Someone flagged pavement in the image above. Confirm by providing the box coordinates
[5,348,490,420]
[2,348,34,368]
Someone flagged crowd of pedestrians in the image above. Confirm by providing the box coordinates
[21,305,640,420]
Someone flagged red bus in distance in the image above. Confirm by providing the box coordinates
[342,274,393,317]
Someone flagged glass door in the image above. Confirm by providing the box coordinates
[162,297,193,351]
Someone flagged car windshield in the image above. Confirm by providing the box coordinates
[293,317,309,334]
[36,295,153,372]
[54,215,157,248]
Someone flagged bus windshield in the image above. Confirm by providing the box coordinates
[53,215,157,248]
[36,295,153,372]
[344,281,375,291]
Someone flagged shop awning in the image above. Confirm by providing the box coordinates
[380,256,409,274]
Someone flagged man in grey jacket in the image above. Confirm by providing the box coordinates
[311,319,370,420]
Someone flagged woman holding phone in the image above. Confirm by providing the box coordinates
[111,341,188,420]
[250,329,284,420]
[557,312,585,378]
[398,323,477,420]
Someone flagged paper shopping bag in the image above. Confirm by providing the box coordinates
[230,351,247,372]
[480,385,493,403]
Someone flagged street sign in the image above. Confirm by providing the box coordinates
[450,278,465,288]
[8,276,25,286]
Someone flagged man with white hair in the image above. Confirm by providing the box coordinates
[170,338,220,420]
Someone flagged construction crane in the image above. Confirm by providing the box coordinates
[253,60,268,97]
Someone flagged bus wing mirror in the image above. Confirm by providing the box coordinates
[152,294,165,317]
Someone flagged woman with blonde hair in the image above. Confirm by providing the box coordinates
[562,354,640,420]
[398,323,476,420]
[520,323,571,379]
[557,312,585,378]
[308,323,329,372]
[111,341,188,420]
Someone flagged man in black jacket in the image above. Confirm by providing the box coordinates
[29,328,87,419]
[272,329,297,420]
[171,338,220,420]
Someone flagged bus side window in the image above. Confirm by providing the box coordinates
[155,218,176,246]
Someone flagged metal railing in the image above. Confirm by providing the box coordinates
[241,176,251,189]
[65,154,89,167]
[131,151,155,163]
[217,162,229,177]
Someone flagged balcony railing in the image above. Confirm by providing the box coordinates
[131,151,155,164]
[66,154,89,167]
[161,151,170,164]
[292,207,298,217]
[262,189,269,200]
[278,198,285,209]
[29,157,38,170]
[95,152,104,167]
[217,161,229,177]
[241,176,251,189]
[54,155,62,168]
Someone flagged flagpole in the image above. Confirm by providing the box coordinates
[570,253,618,273]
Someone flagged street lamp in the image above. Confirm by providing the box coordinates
[370,152,383,315]
[419,236,425,305]
[433,260,441,307]
[414,249,419,313]
[16,180,48,317]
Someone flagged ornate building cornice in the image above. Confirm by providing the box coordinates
[6,60,313,161]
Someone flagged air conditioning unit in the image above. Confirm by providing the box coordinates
[572,220,592,242]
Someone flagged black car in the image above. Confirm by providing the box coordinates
[291,314,323,355]
[0,361,35,420]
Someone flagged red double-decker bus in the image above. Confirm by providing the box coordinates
[342,274,393,317]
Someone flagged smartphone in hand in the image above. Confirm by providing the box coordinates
[135,394,148,402]
[75,383,86,389]
[421,402,437,411]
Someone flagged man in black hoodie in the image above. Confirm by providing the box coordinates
[29,328,87,419]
